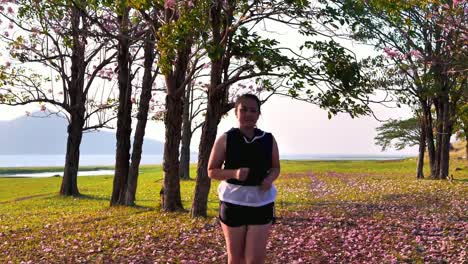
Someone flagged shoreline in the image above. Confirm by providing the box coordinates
[0,154,416,169]
[0,157,417,178]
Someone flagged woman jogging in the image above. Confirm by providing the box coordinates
[208,93,280,264]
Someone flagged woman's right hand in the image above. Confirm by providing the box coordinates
[235,168,249,181]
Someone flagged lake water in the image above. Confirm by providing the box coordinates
[3,170,116,178]
[0,153,414,168]
[0,154,173,168]
[0,153,414,178]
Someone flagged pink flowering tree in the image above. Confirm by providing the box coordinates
[0,0,119,195]
[324,0,467,179]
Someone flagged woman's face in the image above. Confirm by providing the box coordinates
[235,98,260,129]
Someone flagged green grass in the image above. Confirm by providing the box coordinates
[1,158,466,227]
[0,158,466,262]
[0,165,114,175]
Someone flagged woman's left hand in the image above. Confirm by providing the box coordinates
[260,178,273,191]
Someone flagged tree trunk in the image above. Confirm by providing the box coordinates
[162,93,184,211]
[440,94,456,179]
[191,91,225,217]
[465,134,468,165]
[124,32,156,205]
[160,38,192,211]
[417,117,426,179]
[60,4,86,196]
[434,99,443,179]
[179,83,192,180]
[191,1,230,217]
[438,96,453,180]
[421,99,436,177]
[111,7,132,206]
[61,113,84,196]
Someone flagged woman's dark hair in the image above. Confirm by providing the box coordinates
[234,94,261,113]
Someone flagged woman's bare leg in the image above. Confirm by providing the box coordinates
[244,223,272,264]
[221,222,247,264]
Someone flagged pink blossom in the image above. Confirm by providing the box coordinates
[131,97,136,103]
[42,247,52,253]
[408,49,422,58]
[383,47,400,59]
[164,0,176,9]
[7,7,13,14]
[40,105,46,111]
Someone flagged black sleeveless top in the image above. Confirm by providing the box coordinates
[224,128,273,186]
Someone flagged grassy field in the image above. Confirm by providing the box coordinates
[0,156,467,263]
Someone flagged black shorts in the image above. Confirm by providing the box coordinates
[219,201,275,227]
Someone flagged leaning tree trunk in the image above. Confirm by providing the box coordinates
[191,1,233,217]
[111,7,132,206]
[60,4,86,196]
[191,43,225,217]
[191,90,225,217]
[124,32,156,205]
[179,83,193,180]
[417,118,426,179]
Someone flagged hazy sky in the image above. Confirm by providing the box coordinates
[0,94,418,156]
[200,96,418,156]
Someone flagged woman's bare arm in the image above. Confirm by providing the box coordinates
[208,133,248,181]
[261,136,280,190]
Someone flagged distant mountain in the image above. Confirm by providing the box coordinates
[0,113,164,154]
